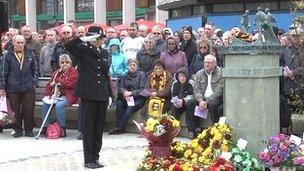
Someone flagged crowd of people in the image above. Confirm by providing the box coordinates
[0,17,303,168]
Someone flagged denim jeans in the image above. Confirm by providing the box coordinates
[40,96,68,127]
[116,97,146,131]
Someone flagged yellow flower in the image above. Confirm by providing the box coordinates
[204,158,212,165]
[197,130,207,139]
[195,146,204,153]
[213,133,222,140]
[220,144,229,151]
[191,157,198,163]
[222,139,228,145]
[202,147,212,156]
[145,118,159,131]
[184,149,192,158]
[191,153,198,159]
[190,139,199,148]
[210,127,218,135]
[217,123,227,130]
[198,156,206,163]
[169,164,175,171]
[181,163,193,171]
[172,119,180,127]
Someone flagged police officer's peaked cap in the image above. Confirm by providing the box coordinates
[86,25,106,38]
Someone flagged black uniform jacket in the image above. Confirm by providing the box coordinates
[65,38,112,101]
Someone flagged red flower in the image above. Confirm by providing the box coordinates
[172,164,183,171]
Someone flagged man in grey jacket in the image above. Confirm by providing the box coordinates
[40,30,57,77]
[193,54,224,123]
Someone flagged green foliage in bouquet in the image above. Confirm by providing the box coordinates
[231,147,262,171]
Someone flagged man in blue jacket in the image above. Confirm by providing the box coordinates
[0,35,38,138]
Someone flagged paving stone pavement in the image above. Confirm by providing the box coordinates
[0,129,188,171]
[0,147,146,171]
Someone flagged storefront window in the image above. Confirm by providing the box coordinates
[213,3,244,13]
[77,0,94,12]
[280,1,292,10]
[193,5,205,15]
[171,7,191,18]
[57,0,64,14]
[246,2,278,11]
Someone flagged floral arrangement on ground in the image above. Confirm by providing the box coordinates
[259,133,302,169]
[137,121,304,171]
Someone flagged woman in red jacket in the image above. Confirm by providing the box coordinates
[40,54,78,137]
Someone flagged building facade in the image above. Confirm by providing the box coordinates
[158,0,296,32]
[7,0,167,30]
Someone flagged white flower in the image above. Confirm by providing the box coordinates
[153,125,166,136]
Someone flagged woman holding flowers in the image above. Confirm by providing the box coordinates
[145,59,174,116]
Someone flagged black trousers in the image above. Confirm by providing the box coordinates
[171,99,200,132]
[82,99,107,164]
[280,94,292,128]
[207,98,223,123]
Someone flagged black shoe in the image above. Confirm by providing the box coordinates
[94,160,104,168]
[25,131,34,137]
[41,127,47,135]
[61,127,66,138]
[108,127,119,135]
[84,162,99,169]
[13,131,22,138]
[0,127,3,133]
[114,129,125,135]
[76,132,83,140]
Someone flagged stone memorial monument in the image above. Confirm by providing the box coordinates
[219,9,283,156]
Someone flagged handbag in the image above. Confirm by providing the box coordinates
[46,121,64,139]
[148,97,165,118]
[0,96,15,126]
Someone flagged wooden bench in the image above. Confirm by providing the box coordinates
[34,77,79,129]
[33,77,211,137]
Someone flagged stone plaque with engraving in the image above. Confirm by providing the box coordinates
[219,26,283,156]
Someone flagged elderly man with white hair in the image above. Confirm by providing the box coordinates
[0,35,38,138]
[193,54,223,123]
[51,25,76,71]
[138,24,148,38]
[151,25,166,52]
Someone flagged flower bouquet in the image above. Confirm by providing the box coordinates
[168,159,202,171]
[139,114,181,157]
[230,147,261,171]
[137,156,176,171]
[258,134,301,170]
[137,156,203,171]
[207,157,235,171]
[293,144,304,170]
[171,141,187,158]
[182,123,233,165]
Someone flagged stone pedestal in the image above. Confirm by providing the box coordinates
[219,44,283,156]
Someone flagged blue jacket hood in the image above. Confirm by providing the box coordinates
[108,38,122,52]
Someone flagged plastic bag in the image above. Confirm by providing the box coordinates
[0,97,15,126]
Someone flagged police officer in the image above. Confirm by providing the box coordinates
[65,26,112,169]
